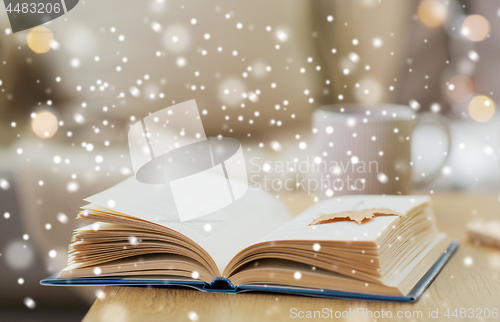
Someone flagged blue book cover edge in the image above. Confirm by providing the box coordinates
[40,239,459,302]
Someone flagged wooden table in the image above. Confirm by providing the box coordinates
[83,193,500,321]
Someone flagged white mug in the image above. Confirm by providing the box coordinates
[313,104,451,197]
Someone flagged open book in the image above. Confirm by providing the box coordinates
[43,177,457,301]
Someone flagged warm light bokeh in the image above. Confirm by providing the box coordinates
[27,26,54,54]
[446,75,474,103]
[461,15,490,42]
[468,95,496,122]
[31,111,58,138]
[418,0,447,27]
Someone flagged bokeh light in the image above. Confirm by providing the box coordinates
[354,77,383,103]
[275,29,289,42]
[24,297,36,309]
[149,0,167,15]
[27,26,54,54]
[162,24,191,53]
[446,75,474,103]
[218,77,246,106]
[251,61,268,78]
[468,95,496,122]
[461,15,490,42]
[418,0,447,27]
[31,110,59,138]
[63,24,97,56]
[5,240,35,270]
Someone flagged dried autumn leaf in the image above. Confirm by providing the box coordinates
[309,208,402,225]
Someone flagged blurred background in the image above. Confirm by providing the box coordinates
[1,0,499,320]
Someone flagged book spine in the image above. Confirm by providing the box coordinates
[204,277,237,291]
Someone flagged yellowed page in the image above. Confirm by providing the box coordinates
[84,177,292,275]
[257,195,430,243]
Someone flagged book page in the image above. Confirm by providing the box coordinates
[85,177,292,275]
[257,195,430,243]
